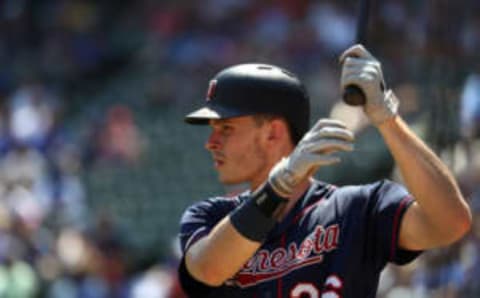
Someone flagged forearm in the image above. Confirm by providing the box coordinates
[185,216,261,286]
[378,116,471,246]
[339,44,471,248]
[185,183,288,286]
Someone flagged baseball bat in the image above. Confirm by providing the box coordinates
[342,0,371,106]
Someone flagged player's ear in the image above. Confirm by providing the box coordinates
[266,118,289,143]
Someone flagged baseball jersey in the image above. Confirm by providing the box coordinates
[178,179,421,298]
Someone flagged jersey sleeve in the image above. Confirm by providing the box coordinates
[178,196,239,254]
[367,179,422,266]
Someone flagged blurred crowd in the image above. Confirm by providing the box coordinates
[0,0,478,297]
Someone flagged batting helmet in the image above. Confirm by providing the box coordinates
[185,63,310,143]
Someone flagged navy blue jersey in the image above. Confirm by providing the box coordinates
[178,179,421,298]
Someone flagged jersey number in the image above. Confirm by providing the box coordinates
[290,275,343,298]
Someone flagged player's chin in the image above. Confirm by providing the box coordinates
[218,172,243,186]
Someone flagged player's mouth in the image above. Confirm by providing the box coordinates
[213,158,224,168]
[212,154,225,168]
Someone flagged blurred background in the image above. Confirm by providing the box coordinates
[0,0,478,297]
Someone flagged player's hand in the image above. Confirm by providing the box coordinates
[268,119,354,197]
[339,44,399,126]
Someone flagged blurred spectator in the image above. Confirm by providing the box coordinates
[7,80,59,152]
[48,227,109,298]
[94,104,145,167]
[129,265,176,298]
[88,211,131,297]
[459,70,480,163]
[0,258,38,297]
[0,144,48,230]
[37,144,88,230]
[307,2,355,54]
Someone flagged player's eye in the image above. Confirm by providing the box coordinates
[220,124,234,135]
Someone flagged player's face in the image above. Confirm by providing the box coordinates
[205,116,271,188]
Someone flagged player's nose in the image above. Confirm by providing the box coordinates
[205,130,222,151]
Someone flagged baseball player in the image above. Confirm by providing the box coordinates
[177,44,471,297]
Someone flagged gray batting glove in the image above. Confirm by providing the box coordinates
[268,119,354,197]
[340,44,399,126]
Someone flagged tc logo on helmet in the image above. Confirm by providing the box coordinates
[206,80,217,101]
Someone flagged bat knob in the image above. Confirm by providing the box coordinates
[343,85,366,106]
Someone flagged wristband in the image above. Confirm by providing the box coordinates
[230,183,288,242]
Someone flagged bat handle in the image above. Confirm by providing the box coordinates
[342,85,366,106]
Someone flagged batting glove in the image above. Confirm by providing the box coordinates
[340,44,399,126]
[268,119,354,197]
